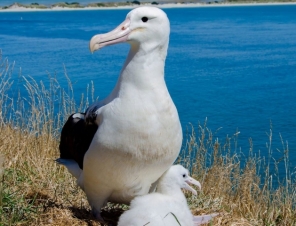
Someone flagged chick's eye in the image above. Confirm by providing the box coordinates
[183,174,186,178]
[141,17,148,22]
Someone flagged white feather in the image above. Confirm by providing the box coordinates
[56,159,82,179]
[80,7,182,219]
[193,213,219,226]
[118,165,201,226]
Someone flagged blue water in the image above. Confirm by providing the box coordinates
[0,5,296,174]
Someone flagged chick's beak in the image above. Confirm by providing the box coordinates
[184,176,201,196]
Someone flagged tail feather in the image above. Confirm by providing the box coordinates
[56,158,82,179]
[193,213,219,226]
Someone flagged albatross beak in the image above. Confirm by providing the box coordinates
[89,18,131,53]
[184,176,201,196]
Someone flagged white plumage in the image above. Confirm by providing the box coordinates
[118,165,201,226]
[57,6,182,221]
[118,165,218,226]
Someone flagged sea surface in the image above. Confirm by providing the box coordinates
[0,5,296,175]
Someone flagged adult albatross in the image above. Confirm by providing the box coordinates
[57,6,182,221]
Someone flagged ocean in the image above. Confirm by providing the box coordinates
[0,5,295,172]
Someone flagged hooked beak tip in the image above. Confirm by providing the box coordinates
[89,44,96,53]
[89,18,130,54]
[187,177,202,190]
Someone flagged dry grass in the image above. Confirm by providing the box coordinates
[179,123,296,225]
[0,52,295,225]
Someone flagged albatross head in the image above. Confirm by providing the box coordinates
[89,6,170,53]
[159,165,201,196]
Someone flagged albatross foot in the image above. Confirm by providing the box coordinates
[92,208,105,223]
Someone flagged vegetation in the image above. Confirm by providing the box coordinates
[0,49,295,225]
[87,2,138,8]
[1,2,48,9]
[1,1,296,10]
[132,0,141,5]
[225,0,296,2]
[52,2,83,8]
[87,3,107,7]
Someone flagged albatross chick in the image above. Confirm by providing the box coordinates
[118,165,201,226]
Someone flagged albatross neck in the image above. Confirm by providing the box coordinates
[116,42,169,94]
[157,182,187,202]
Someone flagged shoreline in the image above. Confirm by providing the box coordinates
[1,2,296,12]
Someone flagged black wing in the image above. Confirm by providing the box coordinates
[59,113,98,169]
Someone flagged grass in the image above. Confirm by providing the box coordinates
[225,0,296,3]
[179,123,296,225]
[2,3,48,9]
[51,2,83,8]
[2,1,296,10]
[0,51,295,225]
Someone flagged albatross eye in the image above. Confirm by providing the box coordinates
[141,17,148,23]
[183,174,186,178]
